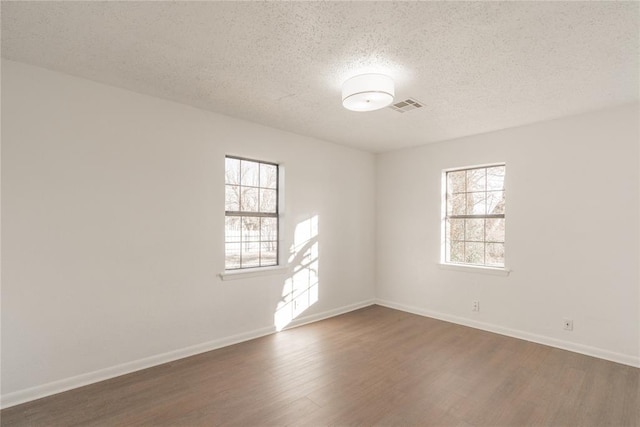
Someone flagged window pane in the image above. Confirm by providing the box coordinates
[444,165,505,268]
[260,189,277,213]
[240,187,259,212]
[242,217,260,242]
[241,160,259,187]
[465,218,484,241]
[486,243,505,266]
[260,242,277,266]
[241,242,260,268]
[450,241,464,263]
[448,193,466,216]
[260,163,277,189]
[465,242,484,264]
[225,185,240,211]
[448,219,464,241]
[486,218,505,242]
[225,158,240,185]
[487,166,505,191]
[225,243,241,269]
[467,169,486,192]
[225,216,241,242]
[486,191,505,215]
[447,171,465,194]
[467,192,486,215]
[261,217,278,241]
[225,156,279,271]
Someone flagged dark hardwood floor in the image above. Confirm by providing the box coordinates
[2,305,639,426]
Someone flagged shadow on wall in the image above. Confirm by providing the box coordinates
[274,215,319,331]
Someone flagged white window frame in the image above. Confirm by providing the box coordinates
[439,163,510,276]
[220,156,287,280]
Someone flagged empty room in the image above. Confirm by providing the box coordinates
[1,1,638,426]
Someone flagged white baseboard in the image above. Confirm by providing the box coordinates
[375,299,640,368]
[1,299,375,409]
[284,299,376,331]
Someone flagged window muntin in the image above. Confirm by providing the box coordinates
[445,165,505,267]
[225,156,278,270]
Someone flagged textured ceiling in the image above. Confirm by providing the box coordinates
[2,1,638,153]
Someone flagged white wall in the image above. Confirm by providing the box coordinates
[376,103,640,365]
[1,60,376,403]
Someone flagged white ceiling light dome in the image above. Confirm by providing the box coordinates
[342,73,395,112]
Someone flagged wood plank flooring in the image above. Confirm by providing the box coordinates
[2,305,639,426]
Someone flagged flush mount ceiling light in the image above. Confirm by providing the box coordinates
[342,73,395,112]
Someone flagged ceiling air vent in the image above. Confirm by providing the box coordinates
[389,98,424,113]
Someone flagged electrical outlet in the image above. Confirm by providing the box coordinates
[472,301,480,312]
[563,319,573,331]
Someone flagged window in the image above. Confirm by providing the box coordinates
[444,164,505,268]
[225,156,279,270]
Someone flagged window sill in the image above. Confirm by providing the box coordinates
[219,265,288,281]
[438,263,510,276]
